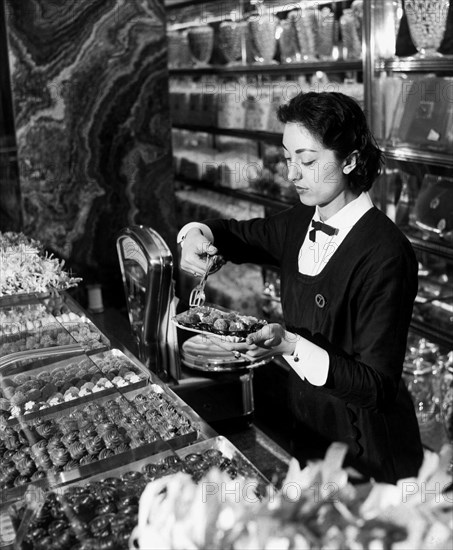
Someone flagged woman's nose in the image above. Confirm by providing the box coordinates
[287,162,301,182]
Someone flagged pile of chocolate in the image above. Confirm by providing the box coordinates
[11,449,259,549]
[0,304,107,356]
[0,393,196,491]
[0,355,146,417]
[0,325,74,356]
[175,306,267,338]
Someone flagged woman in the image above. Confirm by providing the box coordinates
[178,92,423,483]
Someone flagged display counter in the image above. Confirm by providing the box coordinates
[0,291,290,548]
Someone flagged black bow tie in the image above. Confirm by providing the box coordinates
[309,220,339,242]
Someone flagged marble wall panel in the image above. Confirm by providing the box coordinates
[4,0,175,304]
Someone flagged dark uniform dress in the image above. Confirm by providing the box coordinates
[205,203,424,483]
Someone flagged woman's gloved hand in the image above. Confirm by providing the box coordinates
[180,228,224,277]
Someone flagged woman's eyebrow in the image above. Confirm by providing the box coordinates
[295,148,317,154]
[282,144,317,153]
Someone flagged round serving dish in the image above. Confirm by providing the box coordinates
[181,335,268,372]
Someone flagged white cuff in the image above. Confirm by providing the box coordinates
[283,338,330,386]
[177,222,214,247]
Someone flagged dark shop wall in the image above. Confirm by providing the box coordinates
[1,0,177,307]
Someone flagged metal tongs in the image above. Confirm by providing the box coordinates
[189,255,218,307]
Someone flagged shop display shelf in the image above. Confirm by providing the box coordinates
[377,56,453,73]
[173,123,283,143]
[408,235,453,261]
[166,0,345,14]
[169,59,362,76]
[177,176,294,211]
[410,319,453,349]
[381,145,453,169]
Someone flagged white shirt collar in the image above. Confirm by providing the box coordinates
[313,192,374,230]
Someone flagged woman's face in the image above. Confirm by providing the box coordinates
[282,122,352,210]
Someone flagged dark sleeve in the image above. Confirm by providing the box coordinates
[204,208,293,266]
[319,250,418,413]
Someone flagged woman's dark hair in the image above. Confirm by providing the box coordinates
[277,92,384,193]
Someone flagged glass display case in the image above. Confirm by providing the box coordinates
[0,290,220,548]
[364,0,453,349]
[363,0,453,445]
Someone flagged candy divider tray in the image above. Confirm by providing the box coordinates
[0,301,110,355]
[176,436,270,486]
[5,436,269,547]
[0,384,201,502]
[1,349,150,422]
[0,293,49,309]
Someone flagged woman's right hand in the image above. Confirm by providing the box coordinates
[180,228,220,277]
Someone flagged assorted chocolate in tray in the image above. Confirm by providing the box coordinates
[173,305,267,340]
[0,349,148,418]
[0,385,197,492]
[9,438,263,550]
[0,303,108,355]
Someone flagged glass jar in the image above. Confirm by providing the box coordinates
[187,25,214,66]
[405,0,450,57]
[219,21,247,65]
[249,13,278,64]
[317,7,335,60]
[432,354,446,417]
[293,6,318,61]
[278,15,300,63]
[416,338,439,361]
[403,358,437,425]
[340,9,361,60]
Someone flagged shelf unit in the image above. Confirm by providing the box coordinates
[408,234,453,262]
[381,146,453,170]
[377,57,453,73]
[169,60,363,76]
[167,0,453,350]
[365,1,453,350]
[168,0,365,336]
[173,123,282,143]
[167,0,353,31]
[168,0,365,215]
[410,320,453,351]
[176,176,295,211]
